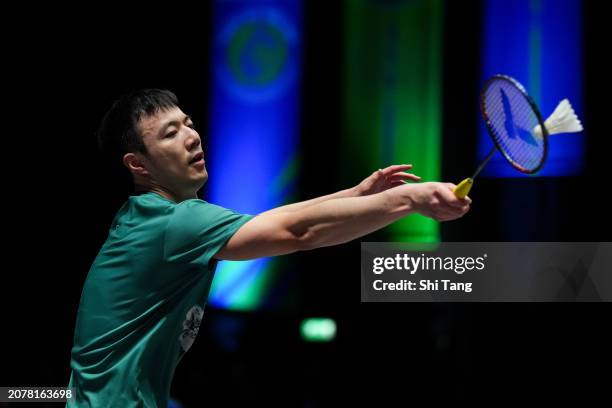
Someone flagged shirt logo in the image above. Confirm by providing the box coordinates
[179,305,204,352]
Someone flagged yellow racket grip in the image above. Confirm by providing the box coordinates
[454,178,473,199]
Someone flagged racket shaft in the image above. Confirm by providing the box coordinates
[472,147,496,179]
[453,147,496,198]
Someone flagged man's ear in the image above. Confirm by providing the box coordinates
[123,153,150,177]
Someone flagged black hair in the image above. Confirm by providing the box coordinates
[97,89,179,165]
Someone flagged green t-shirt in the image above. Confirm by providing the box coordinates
[67,192,253,407]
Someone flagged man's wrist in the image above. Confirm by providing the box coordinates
[346,186,360,198]
[384,186,415,216]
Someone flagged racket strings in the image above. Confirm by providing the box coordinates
[483,80,545,172]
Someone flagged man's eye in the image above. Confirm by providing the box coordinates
[187,123,195,129]
[164,131,177,139]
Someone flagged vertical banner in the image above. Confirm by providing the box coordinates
[480,0,584,177]
[208,0,303,310]
[343,0,443,243]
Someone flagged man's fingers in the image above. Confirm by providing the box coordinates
[381,164,413,177]
[442,182,471,205]
[388,172,421,182]
[438,187,471,209]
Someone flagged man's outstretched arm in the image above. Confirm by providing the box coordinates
[214,181,470,261]
[260,165,420,215]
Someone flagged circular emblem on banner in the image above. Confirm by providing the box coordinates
[214,8,299,103]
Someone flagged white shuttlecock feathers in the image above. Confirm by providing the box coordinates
[534,99,583,138]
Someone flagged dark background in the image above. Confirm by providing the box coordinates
[2,1,610,406]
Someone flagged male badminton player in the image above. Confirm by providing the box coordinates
[67,89,471,407]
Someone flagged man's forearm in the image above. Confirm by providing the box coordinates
[288,187,414,249]
[261,187,357,216]
[215,182,468,261]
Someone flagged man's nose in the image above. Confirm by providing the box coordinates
[186,131,201,151]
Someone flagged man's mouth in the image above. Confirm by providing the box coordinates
[189,152,205,165]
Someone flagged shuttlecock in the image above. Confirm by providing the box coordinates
[534,99,583,138]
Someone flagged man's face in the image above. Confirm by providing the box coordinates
[136,107,207,194]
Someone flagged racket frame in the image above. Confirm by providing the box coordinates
[480,74,549,175]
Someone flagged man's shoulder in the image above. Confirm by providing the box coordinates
[170,199,242,226]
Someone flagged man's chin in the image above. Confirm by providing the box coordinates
[192,173,208,191]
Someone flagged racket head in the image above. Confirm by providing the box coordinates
[480,75,548,174]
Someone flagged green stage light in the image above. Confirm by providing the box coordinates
[343,0,443,243]
[300,318,337,342]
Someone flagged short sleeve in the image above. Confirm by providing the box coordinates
[164,200,254,267]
